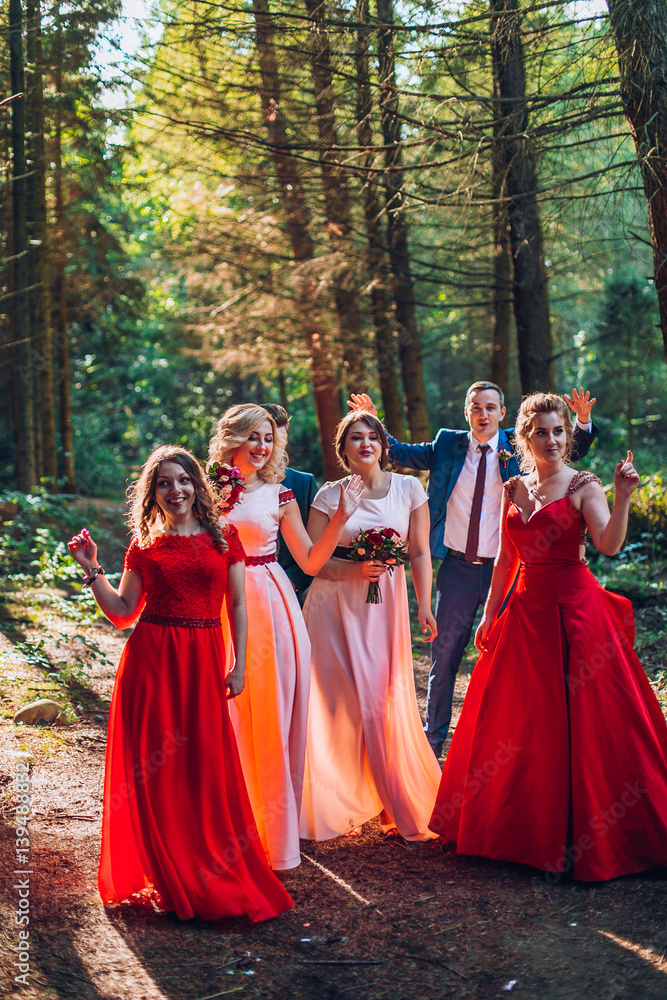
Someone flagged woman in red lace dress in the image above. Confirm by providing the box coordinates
[430,394,667,881]
[67,445,292,921]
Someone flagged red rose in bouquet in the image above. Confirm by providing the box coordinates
[347,526,408,604]
[208,462,245,515]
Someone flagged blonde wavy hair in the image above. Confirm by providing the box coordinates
[127,445,228,550]
[514,393,573,473]
[208,404,285,483]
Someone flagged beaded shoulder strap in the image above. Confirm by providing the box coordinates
[566,470,602,497]
[503,475,521,501]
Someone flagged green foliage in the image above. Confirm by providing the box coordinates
[627,473,667,541]
[0,490,82,578]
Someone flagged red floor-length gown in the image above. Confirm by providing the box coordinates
[98,527,293,920]
[429,471,667,881]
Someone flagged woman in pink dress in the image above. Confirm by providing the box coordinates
[430,393,667,880]
[67,445,292,921]
[299,410,442,842]
[209,405,363,870]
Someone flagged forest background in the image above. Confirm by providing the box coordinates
[1,0,666,565]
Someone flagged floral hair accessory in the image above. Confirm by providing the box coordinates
[208,463,245,515]
[346,526,408,604]
[498,447,512,470]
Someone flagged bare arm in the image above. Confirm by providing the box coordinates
[279,478,364,575]
[408,502,437,641]
[224,560,247,698]
[67,529,145,629]
[475,491,521,650]
[578,451,639,556]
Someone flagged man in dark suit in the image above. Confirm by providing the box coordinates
[350,384,598,759]
[262,404,318,606]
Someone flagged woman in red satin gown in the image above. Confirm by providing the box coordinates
[429,393,667,881]
[67,445,292,921]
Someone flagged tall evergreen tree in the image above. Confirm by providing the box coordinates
[9,0,36,489]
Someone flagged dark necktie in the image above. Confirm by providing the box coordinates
[465,444,491,563]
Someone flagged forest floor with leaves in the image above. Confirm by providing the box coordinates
[0,565,666,1000]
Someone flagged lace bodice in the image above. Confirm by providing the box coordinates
[503,471,602,566]
[223,483,294,558]
[124,526,245,618]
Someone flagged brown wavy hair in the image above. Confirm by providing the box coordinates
[127,445,228,550]
[514,393,573,473]
[334,411,390,471]
[208,404,285,483]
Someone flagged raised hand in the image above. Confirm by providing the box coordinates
[418,607,438,643]
[346,393,377,416]
[67,528,98,572]
[564,388,596,424]
[337,474,365,519]
[614,450,639,497]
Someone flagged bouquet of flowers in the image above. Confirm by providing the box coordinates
[208,462,245,515]
[346,526,408,604]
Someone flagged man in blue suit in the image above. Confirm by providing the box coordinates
[263,404,318,606]
[350,383,597,759]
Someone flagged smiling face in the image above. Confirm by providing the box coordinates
[341,419,384,473]
[154,460,196,521]
[465,389,506,442]
[527,411,568,467]
[233,418,274,478]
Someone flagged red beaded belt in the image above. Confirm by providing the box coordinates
[139,611,220,629]
[245,553,277,566]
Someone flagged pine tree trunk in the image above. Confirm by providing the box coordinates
[26,0,58,486]
[376,0,430,442]
[303,0,367,392]
[53,12,75,492]
[252,0,341,479]
[606,0,667,366]
[9,0,36,490]
[354,0,404,438]
[489,0,552,393]
[490,53,513,393]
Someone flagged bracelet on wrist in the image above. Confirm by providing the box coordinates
[82,566,105,587]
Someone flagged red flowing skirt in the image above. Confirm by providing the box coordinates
[98,620,293,920]
[429,563,667,881]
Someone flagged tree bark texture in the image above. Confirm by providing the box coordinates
[606,0,667,366]
[304,0,367,392]
[10,0,36,490]
[354,0,404,438]
[252,0,341,479]
[53,11,75,492]
[376,0,430,442]
[489,0,552,393]
[26,0,58,485]
[490,50,513,394]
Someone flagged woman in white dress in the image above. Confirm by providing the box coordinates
[299,410,442,842]
[209,404,362,870]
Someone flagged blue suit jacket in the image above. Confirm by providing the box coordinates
[277,466,319,596]
[387,423,598,559]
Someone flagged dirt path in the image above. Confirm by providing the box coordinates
[1,595,666,1000]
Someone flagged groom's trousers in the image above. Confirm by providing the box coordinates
[424,553,494,758]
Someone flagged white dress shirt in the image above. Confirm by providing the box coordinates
[444,431,502,559]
